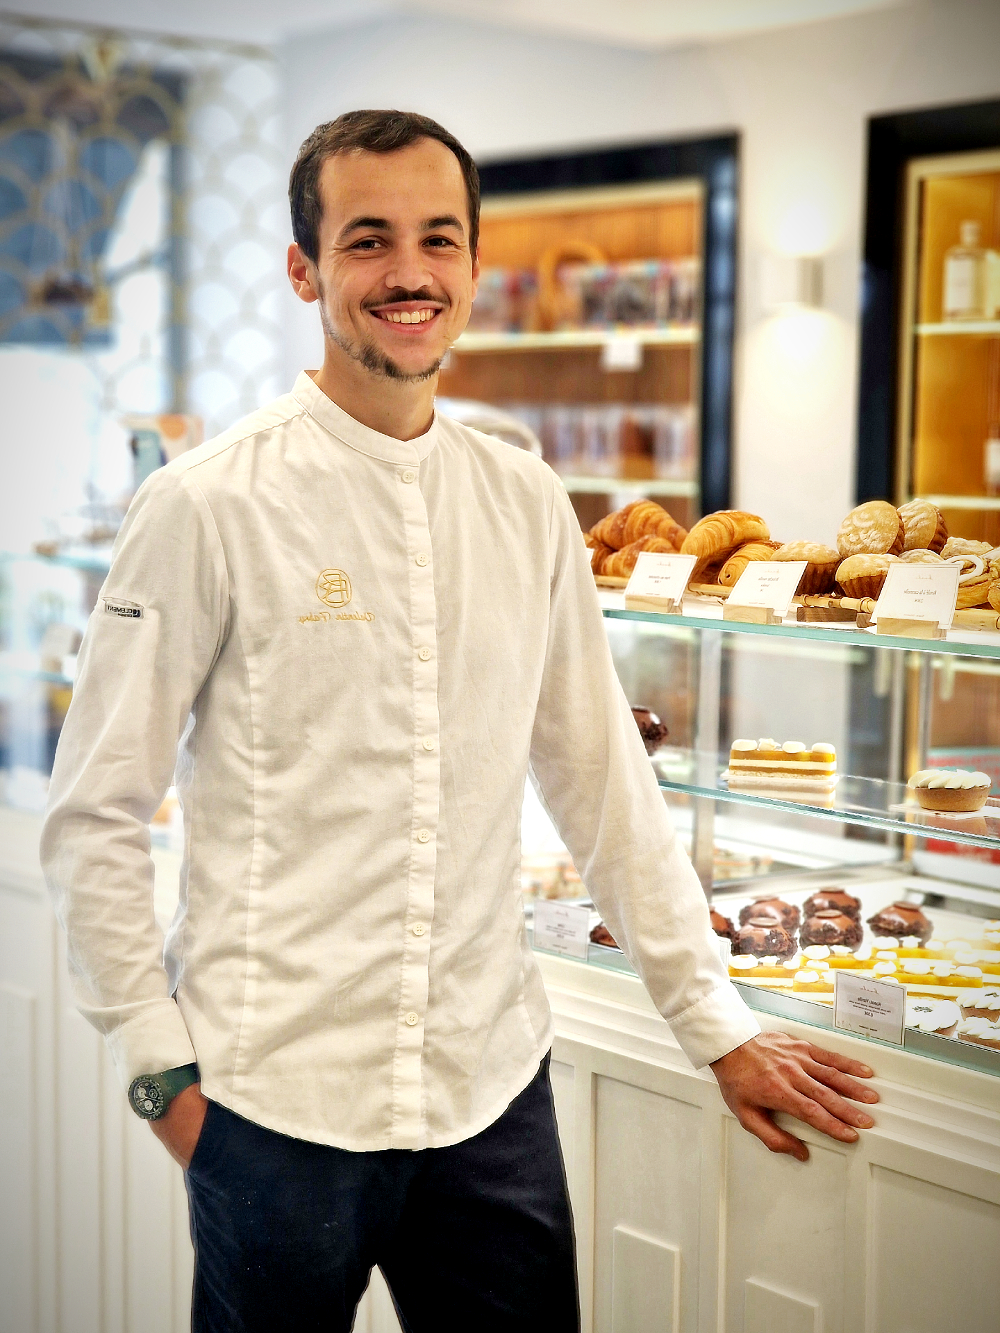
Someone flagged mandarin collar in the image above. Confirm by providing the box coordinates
[292,371,440,466]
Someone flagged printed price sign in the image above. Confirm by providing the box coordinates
[624,552,697,613]
[533,900,591,960]
[834,971,905,1045]
[874,562,960,633]
[724,561,806,623]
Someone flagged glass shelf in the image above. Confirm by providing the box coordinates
[656,753,1000,849]
[561,476,698,496]
[918,494,1000,512]
[453,326,699,352]
[915,320,1000,337]
[1,549,112,574]
[601,597,1000,660]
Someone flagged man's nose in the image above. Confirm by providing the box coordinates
[382,240,435,294]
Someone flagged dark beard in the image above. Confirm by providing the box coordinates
[320,287,445,383]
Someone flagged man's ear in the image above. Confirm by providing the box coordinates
[287,243,319,304]
[470,246,481,303]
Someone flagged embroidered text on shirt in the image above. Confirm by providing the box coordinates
[104,599,143,619]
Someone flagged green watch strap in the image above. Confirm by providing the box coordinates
[129,1063,200,1120]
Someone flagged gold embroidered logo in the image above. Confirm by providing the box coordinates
[316,568,352,608]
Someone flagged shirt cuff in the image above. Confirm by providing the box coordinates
[105,1001,198,1090]
[666,981,762,1069]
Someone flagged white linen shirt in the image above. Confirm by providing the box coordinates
[41,370,759,1152]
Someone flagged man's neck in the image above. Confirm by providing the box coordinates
[311,343,438,442]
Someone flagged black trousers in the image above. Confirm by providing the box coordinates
[185,1053,578,1332]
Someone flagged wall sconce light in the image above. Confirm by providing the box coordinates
[759,254,823,312]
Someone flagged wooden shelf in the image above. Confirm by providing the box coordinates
[452,326,699,353]
[560,476,698,496]
[915,320,1000,336]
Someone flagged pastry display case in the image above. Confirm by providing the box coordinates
[896,147,1000,546]
[525,529,1000,1078]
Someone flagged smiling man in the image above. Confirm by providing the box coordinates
[42,111,877,1333]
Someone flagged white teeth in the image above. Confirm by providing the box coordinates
[379,309,435,323]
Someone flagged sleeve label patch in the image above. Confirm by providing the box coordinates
[104,598,144,619]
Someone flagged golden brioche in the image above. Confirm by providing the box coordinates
[773,541,840,595]
[837,501,905,558]
[589,501,641,551]
[836,553,896,598]
[898,499,947,553]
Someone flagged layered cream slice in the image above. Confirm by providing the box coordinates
[726,739,838,792]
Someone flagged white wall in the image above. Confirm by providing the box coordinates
[279,0,1000,543]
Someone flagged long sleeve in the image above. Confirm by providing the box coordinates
[40,466,230,1088]
[529,483,760,1069]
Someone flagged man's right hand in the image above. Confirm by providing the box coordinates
[149,1082,209,1170]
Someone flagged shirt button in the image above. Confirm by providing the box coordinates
[405,1012,419,1026]
[417,647,431,661]
[415,553,429,567]
[421,737,435,751]
[416,828,431,843]
[412,923,426,936]
[401,469,416,483]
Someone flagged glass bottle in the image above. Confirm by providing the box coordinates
[943,220,986,321]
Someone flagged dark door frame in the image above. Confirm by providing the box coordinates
[856,97,1000,503]
[477,133,740,515]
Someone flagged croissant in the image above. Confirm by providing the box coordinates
[584,532,614,575]
[602,535,675,579]
[717,540,783,587]
[590,501,642,551]
[680,510,770,576]
[621,500,689,551]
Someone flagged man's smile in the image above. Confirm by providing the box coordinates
[368,300,444,329]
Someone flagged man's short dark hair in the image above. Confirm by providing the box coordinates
[289,110,481,263]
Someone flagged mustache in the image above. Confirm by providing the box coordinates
[363,288,447,310]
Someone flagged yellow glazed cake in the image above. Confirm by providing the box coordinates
[726,739,837,793]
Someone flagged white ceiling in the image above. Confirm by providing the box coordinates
[12,0,905,49]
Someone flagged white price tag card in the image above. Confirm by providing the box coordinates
[533,900,591,960]
[624,552,697,612]
[724,561,806,622]
[834,971,905,1045]
[874,561,960,632]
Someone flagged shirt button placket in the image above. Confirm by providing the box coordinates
[391,450,439,1149]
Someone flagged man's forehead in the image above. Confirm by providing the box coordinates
[318,139,467,215]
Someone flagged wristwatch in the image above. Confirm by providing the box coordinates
[128,1063,200,1120]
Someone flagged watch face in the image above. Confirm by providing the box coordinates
[130,1076,166,1119]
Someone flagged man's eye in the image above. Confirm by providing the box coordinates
[425,236,456,248]
[352,238,382,251]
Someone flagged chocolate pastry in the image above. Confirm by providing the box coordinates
[867,900,933,945]
[735,917,797,960]
[799,909,864,950]
[710,908,737,944]
[802,888,861,921]
[590,922,618,949]
[738,896,800,933]
[631,706,669,755]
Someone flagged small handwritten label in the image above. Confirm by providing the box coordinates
[834,971,905,1045]
[624,552,697,609]
[533,900,591,960]
[725,561,806,619]
[874,562,960,630]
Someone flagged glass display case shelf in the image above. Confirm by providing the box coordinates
[914,320,1000,336]
[562,477,698,497]
[453,325,699,353]
[601,599,1000,660]
[655,757,1000,849]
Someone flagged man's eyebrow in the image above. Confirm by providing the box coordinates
[339,215,393,238]
[423,214,464,234]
